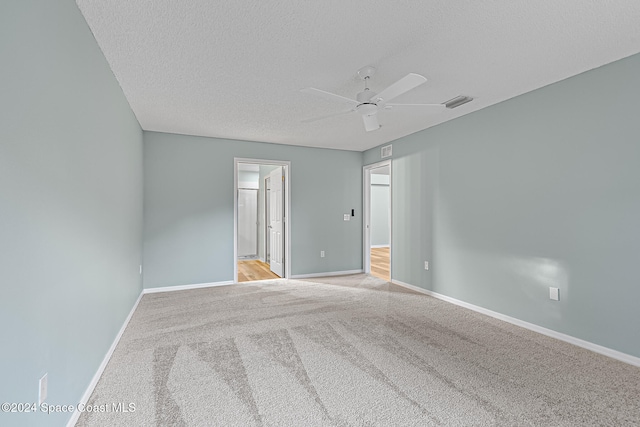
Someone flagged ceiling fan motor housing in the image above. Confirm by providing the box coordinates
[356,89,376,104]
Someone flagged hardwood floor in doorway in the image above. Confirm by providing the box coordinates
[370,246,390,281]
[238,260,280,282]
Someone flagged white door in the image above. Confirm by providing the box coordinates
[237,189,258,257]
[268,167,284,276]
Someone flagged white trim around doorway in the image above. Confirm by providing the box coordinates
[234,158,291,283]
[363,159,392,279]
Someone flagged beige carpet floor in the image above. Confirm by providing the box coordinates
[76,274,640,426]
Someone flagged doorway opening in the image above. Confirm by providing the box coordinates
[364,160,391,281]
[234,158,290,283]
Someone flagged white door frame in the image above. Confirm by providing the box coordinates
[264,175,270,264]
[234,158,291,283]
[363,159,392,278]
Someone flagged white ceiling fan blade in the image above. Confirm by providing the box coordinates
[301,87,359,107]
[302,109,355,123]
[362,113,380,132]
[385,103,445,111]
[374,73,427,105]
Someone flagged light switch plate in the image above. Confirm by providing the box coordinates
[549,287,560,301]
[39,373,48,404]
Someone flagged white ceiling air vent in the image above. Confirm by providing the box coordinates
[381,144,392,158]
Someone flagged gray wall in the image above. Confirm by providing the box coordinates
[0,1,143,425]
[363,53,640,358]
[143,132,363,288]
[238,170,259,189]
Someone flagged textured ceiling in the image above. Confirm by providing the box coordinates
[76,0,640,151]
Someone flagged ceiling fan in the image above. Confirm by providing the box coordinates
[301,66,460,132]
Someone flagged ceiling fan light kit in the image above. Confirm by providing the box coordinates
[302,66,458,132]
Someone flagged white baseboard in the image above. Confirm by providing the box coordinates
[391,279,640,368]
[66,290,144,427]
[143,280,234,294]
[290,269,364,279]
[371,244,390,249]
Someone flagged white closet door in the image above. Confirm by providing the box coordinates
[268,167,284,276]
[238,189,258,257]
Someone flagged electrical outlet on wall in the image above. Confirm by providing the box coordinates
[320,251,325,258]
[424,261,429,270]
[549,287,560,301]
